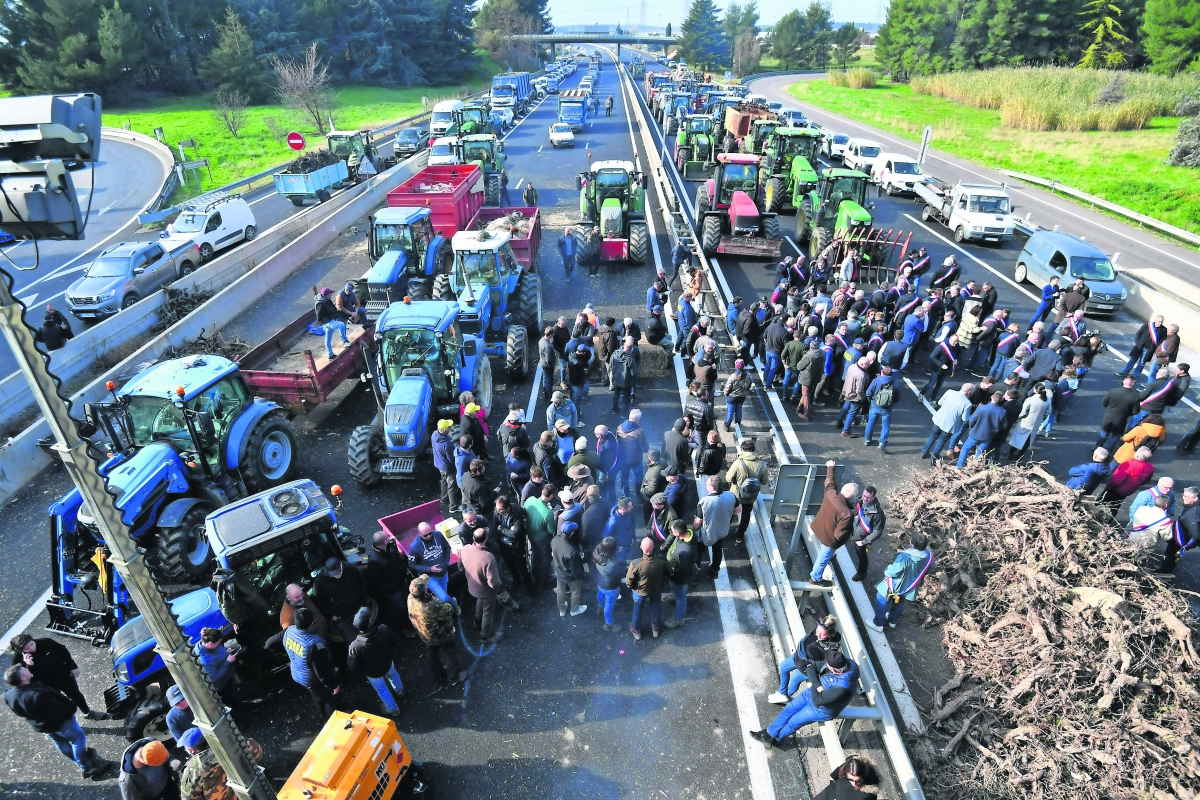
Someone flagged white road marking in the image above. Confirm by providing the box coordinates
[2,587,51,646]
[537,146,543,153]
[784,235,801,255]
[902,376,937,414]
[19,292,38,306]
[249,192,278,206]
[97,200,121,216]
[514,178,524,190]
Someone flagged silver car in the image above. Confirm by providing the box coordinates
[1014,230,1127,315]
[67,240,201,320]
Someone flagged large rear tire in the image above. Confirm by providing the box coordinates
[795,206,812,243]
[241,414,297,492]
[811,227,830,260]
[765,177,786,213]
[694,183,711,220]
[154,503,214,584]
[124,694,171,743]
[486,174,501,205]
[628,223,649,264]
[513,272,540,331]
[348,419,385,487]
[506,325,530,381]
[676,146,691,173]
[763,215,780,240]
[432,274,453,300]
[472,356,494,415]
[701,215,722,256]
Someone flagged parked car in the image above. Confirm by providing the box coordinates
[548,122,575,148]
[779,108,806,127]
[768,101,783,113]
[872,152,925,196]
[393,126,429,160]
[491,107,515,130]
[843,138,884,174]
[1014,230,1127,315]
[823,132,850,160]
[67,240,202,320]
[427,137,460,166]
[159,195,256,263]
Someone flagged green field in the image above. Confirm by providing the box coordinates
[759,46,875,72]
[787,78,1200,235]
[104,54,502,200]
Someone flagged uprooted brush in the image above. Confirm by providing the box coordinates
[888,461,1200,800]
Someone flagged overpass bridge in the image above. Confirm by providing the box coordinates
[512,33,677,58]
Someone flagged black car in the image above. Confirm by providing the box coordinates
[393,126,429,160]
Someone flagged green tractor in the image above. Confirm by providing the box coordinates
[741,117,783,156]
[452,102,496,136]
[459,134,506,205]
[675,115,716,180]
[631,56,645,79]
[793,167,874,258]
[575,159,650,265]
[759,127,824,213]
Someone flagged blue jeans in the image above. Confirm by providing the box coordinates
[617,462,644,499]
[1125,410,1148,433]
[777,654,807,697]
[366,664,404,714]
[562,253,575,272]
[596,587,621,625]
[725,397,745,426]
[837,400,858,433]
[631,593,661,631]
[45,717,93,772]
[323,319,349,357]
[864,404,891,446]
[781,369,798,400]
[763,352,781,386]
[955,436,988,467]
[767,689,834,739]
[426,572,458,608]
[921,423,954,459]
[873,593,906,627]
[1040,407,1060,435]
[1121,348,1152,376]
[921,370,947,401]
[810,542,836,582]
[570,380,589,403]
[988,351,1009,380]
[670,580,687,621]
[612,386,633,417]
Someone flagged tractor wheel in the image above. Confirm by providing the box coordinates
[241,413,298,492]
[676,146,691,172]
[513,272,541,331]
[628,223,650,265]
[763,215,780,241]
[486,174,501,206]
[701,215,722,256]
[665,117,677,137]
[506,325,530,381]
[471,356,494,416]
[723,133,736,153]
[694,183,711,220]
[810,227,830,260]
[765,177,786,214]
[432,274,453,300]
[154,502,215,584]
[794,207,811,243]
[347,419,386,487]
[123,694,171,743]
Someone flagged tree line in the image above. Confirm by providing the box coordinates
[0,0,555,101]
[877,0,1200,78]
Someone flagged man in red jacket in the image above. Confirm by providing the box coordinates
[809,460,857,586]
[1100,446,1155,512]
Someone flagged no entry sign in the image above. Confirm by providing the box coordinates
[286,131,306,151]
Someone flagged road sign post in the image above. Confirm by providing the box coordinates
[286,132,306,151]
[918,125,933,166]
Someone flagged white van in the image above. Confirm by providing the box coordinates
[160,193,257,262]
[872,152,925,196]
[427,137,460,166]
[430,100,464,137]
[843,138,884,175]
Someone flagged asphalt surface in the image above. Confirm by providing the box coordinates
[0,50,803,800]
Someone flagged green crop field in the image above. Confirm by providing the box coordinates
[787,78,1200,236]
[103,53,502,201]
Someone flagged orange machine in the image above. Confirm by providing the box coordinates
[280,711,428,799]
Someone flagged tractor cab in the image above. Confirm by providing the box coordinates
[746,118,782,155]
[365,207,450,317]
[326,130,381,179]
[816,168,872,231]
[454,103,494,136]
[761,127,823,211]
[684,115,713,136]
[447,229,524,336]
[670,92,693,115]
[461,135,502,168]
[712,153,762,209]
[575,159,649,264]
[695,153,781,258]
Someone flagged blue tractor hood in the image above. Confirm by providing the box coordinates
[383,374,433,457]
[105,443,190,530]
[111,588,229,687]
[366,249,406,285]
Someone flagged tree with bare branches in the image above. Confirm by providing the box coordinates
[212,88,249,138]
[269,43,336,135]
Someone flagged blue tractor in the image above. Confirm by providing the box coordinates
[47,356,299,641]
[347,298,493,484]
[361,206,453,320]
[105,479,364,741]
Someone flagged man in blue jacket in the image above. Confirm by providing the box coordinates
[900,305,928,371]
[558,227,576,275]
[410,523,460,611]
[432,419,461,513]
[1029,275,1060,329]
[957,391,1008,467]
[602,497,638,559]
[1066,447,1112,494]
[750,649,859,746]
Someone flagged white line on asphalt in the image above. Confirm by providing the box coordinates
[2,587,51,646]
[97,200,120,217]
[525,363,542,427]
[903,376,936,414]
[902,213,1040,303]
[537,146,543,153]
[20,292,38,306]
[784,235,801,255]
[514,178,524,190]
[249,192,278,206]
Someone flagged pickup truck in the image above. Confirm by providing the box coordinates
[914,178,1016,244]
[66,240,202,320]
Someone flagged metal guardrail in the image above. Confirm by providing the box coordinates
[739,69,830,83]
[613,52,926,800]
[1002,169,1200,250]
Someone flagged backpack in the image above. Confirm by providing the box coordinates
[1142,434,1161,453]
[739,475,761,504]
[873,382,895,409]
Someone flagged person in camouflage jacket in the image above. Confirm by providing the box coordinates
[407,575,469,685]
[177,727,262,800]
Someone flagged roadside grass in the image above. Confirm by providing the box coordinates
[787,78,1200,236]
[103,53,502,201]
[760,46,875,72]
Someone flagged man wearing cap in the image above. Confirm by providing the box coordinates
[314,557,369,646]
[409,522,460,611]
[5,663,113,779]
[164,685,195,746]
[568,435,600,474]
[646,304,670,349]
[546,390,579,432]
[664,466,689,521]
[533,430,565,487]
[119,737,173,800]
[727,439,767,542]
[662,520,698,629]
[751,649,860,747]
[348,607,404,714]
[552,521,589,617]
[626,537,666,640]
[592,424,620,500]
[432,418,462,514]
[647,492,678,546]
[566,463,594,504]
[616,410,649,499]
[568,344,592,402]
[177,727,263,800]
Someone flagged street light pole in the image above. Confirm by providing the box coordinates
[0,269,274,800]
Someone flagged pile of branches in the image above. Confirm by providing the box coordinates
[152,287,212,334]
[890,461,1200,799]
[159,327,251,360]
[281,149,339,175]
[484,210,533,237]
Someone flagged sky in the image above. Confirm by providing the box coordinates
[544,0,887,28]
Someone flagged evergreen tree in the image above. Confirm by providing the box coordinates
[421,0,478,82]
[950,0,995,69]
[770,9,802,69]
[665,22,671,37]
[200,11,271,102]
[1077,0,1131,67]
[793,1,833,68]
[677,0,726,69]
[1143,0,1200,74]
[875,0,957,77]
[723,1,758,66]
[831,22,861,69]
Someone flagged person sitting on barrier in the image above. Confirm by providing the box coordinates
[750,648,860,747]
[768,615,841,704]
[816,757,881,800]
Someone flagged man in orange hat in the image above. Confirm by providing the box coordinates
[119,737,174,800]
